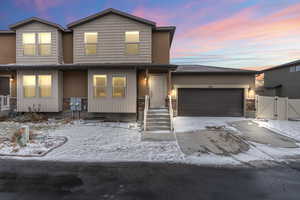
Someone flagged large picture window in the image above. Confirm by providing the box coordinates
[125,31,139,55]
[38,75,52,97]
[84,32,98,55]
[23,75,36,98]
[23,33,36,56]
[38,32,51,56]
[93,75,107,97]
[112,76,126,97]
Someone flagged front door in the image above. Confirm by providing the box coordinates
[149,74,167,108]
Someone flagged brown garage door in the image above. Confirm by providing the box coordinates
[178,88,244,117]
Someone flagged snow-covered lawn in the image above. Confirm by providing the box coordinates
[0,121,184,162]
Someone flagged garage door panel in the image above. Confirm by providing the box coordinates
[178,88,244,117]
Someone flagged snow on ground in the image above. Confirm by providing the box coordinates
[0,117,299,167]
[254,119,300,141]
[0,121,185,162]
[174,117,300,166]
[174,117,246,133]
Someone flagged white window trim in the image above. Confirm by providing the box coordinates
[84,32,98,56]
[22,32,36,56]
[22,74,53,99]
[112,75,127,98]
[125,31,140,55]
[38,32,52,56]
[93,74,107,98]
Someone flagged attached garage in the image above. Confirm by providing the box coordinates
[172,65,258,117]
[177,88,244,117]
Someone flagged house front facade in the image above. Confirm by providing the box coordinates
[0,8,256,125]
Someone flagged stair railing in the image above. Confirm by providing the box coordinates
[168,95,174,131]
[144,95,149,131]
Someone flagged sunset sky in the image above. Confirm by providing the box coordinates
[1,0,300,68]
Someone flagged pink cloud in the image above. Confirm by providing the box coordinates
[132,6,175,26]
[172,3,300,58]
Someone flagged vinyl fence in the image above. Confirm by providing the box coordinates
[256,96,300,120]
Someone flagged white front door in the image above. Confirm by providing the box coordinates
[149,74,167,108]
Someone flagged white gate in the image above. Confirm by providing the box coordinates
[256,95,300,120]
[256,96,276,119]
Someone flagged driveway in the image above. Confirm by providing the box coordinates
[229,120,299,148]
[1,159,300,200]
[173,117,299,161]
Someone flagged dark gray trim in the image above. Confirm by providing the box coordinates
[0,30,15,34]
[153,26,176,46]
[67,8,156,28]
[263,59,300,72]
[173,65,259,74]
[9,17,65,31]
[0,63,177,71]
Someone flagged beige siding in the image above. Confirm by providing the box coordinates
[172,74,255,88]
[17,70,62,112]
[57,31,63,63]
[16,22,62,64]
[88,69,137,113]
[73,14,152,63]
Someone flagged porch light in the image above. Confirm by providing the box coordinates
[171,89,176,97]
[248,88,255,99]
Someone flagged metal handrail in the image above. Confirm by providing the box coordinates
[143,95,149,131]
[168,95,174,131]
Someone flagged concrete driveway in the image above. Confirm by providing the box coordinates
[229,120,299,148]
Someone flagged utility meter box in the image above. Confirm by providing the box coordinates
[70,97,82,111]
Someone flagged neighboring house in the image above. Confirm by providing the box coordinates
[263,60,300,99]
[0,8,257,127]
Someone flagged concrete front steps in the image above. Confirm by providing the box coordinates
[145,108,171,131]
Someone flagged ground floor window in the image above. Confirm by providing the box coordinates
[93,75,107,97]
[23,75,36,98]
[112,76,126,97]
[38,75,52,97]
[23,74,52,98]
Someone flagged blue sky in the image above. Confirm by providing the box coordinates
[1,0,300,68]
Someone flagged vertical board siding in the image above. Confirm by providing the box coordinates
[17,70,62,112]
[73,14,152,63]
[88,69,137,113]
[16,22,61,64]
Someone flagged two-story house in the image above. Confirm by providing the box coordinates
[0,8,257,130]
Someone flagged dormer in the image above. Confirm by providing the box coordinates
[10,17,64,64]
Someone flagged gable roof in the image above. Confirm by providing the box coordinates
[263,59,300,72]
[174,65,258,74]
[67,8,156,28]
[9,17,65,31]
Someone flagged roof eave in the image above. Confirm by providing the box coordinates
[67,8,156,29]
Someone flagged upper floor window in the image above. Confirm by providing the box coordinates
[23,33,36,56]
[23,75,36,98]
[38,75,52,97]
[290,65,300,72]
[38,33,52,56]
[84,32,98,55]
[125,31,139,55]
[93,75,107,97]
[112,76,126,97]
